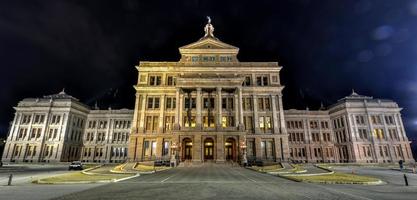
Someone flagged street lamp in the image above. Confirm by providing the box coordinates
[240,138,248,167]
[170,142,178,167]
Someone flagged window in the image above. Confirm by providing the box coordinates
[203,116,215,128]
[259,116,272,132]
[243,97,252,110]
[184,97,196,109]
[371,115,382,125]
[221,116,234,127]
[222,97,234,110]
[373,128,384,139]
[310,121,318,129]
[147,97,160,109]
[167,76,176,86]
[162,141,170,156]
[244,116,253,131]
[389,129,398,140]
[203,98,215,109]
[359,129,368,140]
[149,76,162,86]
[184,116,196,127]
[256,75,269,86]
[33,114,45,124]
[166,97,176,109]
[385,115,394,125]
[165,116,175,131]
[257,97,270,110]
[243,76,251,86]
[321,121,329,129]
[50,115,61,124]
[355,115,365,124]
[21,114,31,124]
[99,121,107,129]
[145,116,159,131]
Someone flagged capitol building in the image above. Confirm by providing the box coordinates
[1,20,414,165]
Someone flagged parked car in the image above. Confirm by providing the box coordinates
[68,161,83,170]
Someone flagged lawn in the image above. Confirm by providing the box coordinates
[134,164,169,172]
[286,172,380,184]
[35,172,131,184]
[251,164,283,172]
[318,163,397,169]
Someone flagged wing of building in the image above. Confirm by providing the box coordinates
[1,21,414,164]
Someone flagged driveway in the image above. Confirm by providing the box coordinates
[53,163,417,200]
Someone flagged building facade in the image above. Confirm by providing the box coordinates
[128,20,289,163]
[1,21,414,164]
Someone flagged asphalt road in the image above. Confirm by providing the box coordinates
[54,163,417,200]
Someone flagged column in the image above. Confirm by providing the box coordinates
[216,87,222,130]
[255,137,262,160]
[156,137,164,158]
[193,135,202,163]
[271,95,279,134]
[138,94,147,133]
[196,88,202,130]
[238,87,244,130]
[216,134,225,162]
[234,93,239,128]
[252,95,260,134]
[174,88,181,130]
[159,94,165,132]
[179,93,184,129]
[131,92,141,134]
[277,94,287,135]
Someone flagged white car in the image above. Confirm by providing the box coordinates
[68,161,83,170]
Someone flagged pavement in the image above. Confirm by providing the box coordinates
[0,164,104,200]
[1,163,417,200]
[53,163,417,200]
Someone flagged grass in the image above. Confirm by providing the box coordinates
[134,164,169,172]
[251,164,283,172]
[35,172,131,184]
[286,172,380,184]
[83,164,99,170]
[289,164,305,173]
[318,163,397,169]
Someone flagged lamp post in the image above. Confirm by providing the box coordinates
[240,137,247,167]
[170,142,178,167]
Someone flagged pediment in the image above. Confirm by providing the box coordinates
[179,37,238,50]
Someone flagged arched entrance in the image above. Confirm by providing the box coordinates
[225,138,236,161]
[182,138,193,161]
[203,138,214,160]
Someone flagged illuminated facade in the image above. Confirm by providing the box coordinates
[128,20,289,163]
[1,20,414,164]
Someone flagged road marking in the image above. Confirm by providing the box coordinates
[161,174,176,183]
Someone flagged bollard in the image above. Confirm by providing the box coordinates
[7,174,13,186]
[404,174,409,186]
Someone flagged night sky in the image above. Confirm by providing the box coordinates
[1,0,417,147]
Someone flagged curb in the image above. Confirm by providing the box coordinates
[81,165,104,175]
[33,173,139,185]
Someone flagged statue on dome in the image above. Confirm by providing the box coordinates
[204,16,214,37]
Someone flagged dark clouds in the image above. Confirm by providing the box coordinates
[1,0,417,146]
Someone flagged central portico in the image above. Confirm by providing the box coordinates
[128,18,289,164]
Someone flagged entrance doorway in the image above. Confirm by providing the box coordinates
[183,138,193,161]
[204,138,214,160]
[225,138,236,161]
